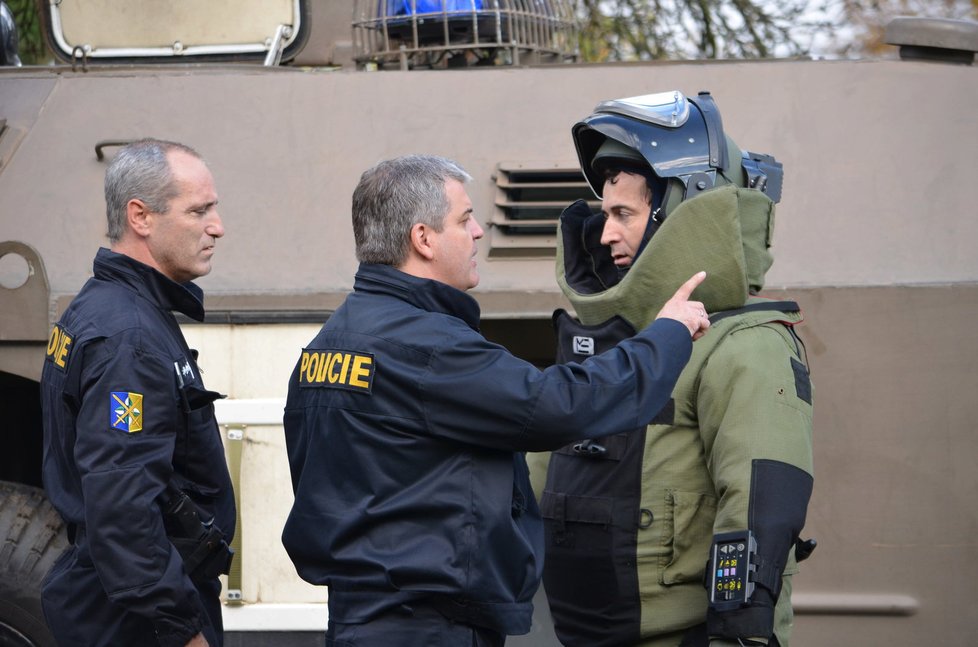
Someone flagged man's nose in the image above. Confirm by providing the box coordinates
[600,219,618,246]
[470,218,485,240]
[207,212,225,239]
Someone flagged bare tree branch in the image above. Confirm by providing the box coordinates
[576,0,976,61]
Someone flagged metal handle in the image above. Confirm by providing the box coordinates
[95,140,133,162]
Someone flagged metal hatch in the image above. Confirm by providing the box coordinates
[43,0,310,66]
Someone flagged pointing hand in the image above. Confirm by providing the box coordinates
[655,272,710,340]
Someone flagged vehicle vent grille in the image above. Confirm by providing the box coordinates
[490,163,597,259]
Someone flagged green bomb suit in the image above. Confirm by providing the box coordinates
[536,185,815,647]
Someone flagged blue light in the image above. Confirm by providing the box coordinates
[387,0,484,16]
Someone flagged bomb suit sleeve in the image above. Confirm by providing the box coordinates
[696,322,814,644]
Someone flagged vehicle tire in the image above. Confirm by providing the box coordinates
[0,481,67,647]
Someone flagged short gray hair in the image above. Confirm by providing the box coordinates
[352,155,472,266]
[104,138,202,242]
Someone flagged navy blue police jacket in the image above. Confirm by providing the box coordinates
[281,263,692,635]
[40,248,236,646]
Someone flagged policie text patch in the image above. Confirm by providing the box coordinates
[45,324,74,371]
[298,349,375,393]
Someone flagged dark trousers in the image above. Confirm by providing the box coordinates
[41,546,223,647]
[325,602,505,647]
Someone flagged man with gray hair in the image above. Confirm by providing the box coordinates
[40,139,235,647]
[282,154,711,646]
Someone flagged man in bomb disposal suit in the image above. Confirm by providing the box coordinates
[535,91,815,646]
[40,139,235,647]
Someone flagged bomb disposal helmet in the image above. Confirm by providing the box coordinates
[572,90,783,215]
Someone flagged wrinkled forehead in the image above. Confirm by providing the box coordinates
[601,169,654,203]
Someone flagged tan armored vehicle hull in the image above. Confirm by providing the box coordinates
[1,3,976,645]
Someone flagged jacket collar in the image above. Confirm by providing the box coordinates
[93,247,206,321]
[557,186,772,328]
[354,263,481,331]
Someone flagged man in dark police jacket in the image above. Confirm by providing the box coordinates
[40,139,235,647]
[281,154,712,646]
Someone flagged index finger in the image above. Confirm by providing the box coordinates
[671,271,707,301]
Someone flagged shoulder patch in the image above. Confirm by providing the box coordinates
[110,392,144,433]
[298,349,375,393]
[790,357,812,405]
[45,324,75,371]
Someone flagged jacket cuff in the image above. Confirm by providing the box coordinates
[706,587,775,642]
[153,613,204,647]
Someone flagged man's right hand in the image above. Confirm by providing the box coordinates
[656,271,710,340]
[186,633,209,647]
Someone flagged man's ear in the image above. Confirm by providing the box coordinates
[409,222,436,261]
[126,198,152,238]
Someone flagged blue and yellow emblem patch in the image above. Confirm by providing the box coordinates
[110,392,144,433]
